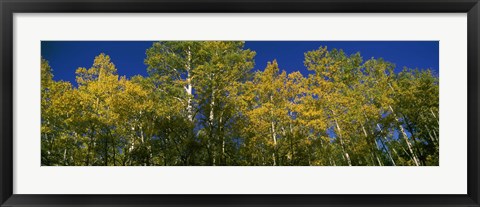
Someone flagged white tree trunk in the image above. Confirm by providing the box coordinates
[376,124,396,166]
[210,89,216,166]
[220,116,225,165]
[186,81,193,121]
[210,90,215,123]
[389,105,420,166]
[430,108,439,126]
[63,148,67,165]
[271,120,277,166]
[185,48,193,121]
[334,117,352,166]
[361,123,382,166]
[269,95,277,166]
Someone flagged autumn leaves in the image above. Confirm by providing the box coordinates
[41,42,439,166]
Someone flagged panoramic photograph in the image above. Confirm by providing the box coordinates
[41,41,439,166]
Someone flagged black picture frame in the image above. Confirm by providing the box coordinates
[1,0,479,206]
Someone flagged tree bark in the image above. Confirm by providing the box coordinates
[334,117,352,166]
[270,95,277,166]
[361,122,382,166]
[271,120,277,166]
[377,124,396,166]
[63,148,67,165]
[389,105,420,166]
[430,108,439,126]
[185,47,194,122]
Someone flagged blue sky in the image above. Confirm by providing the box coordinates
[41,41,439,84]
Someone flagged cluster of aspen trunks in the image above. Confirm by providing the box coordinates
[41,42,439,166]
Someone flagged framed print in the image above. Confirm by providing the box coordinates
[1,0,479,206]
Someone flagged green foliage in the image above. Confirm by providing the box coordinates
[41,43,439,166]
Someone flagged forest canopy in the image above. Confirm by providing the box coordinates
[41,41,439,166]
